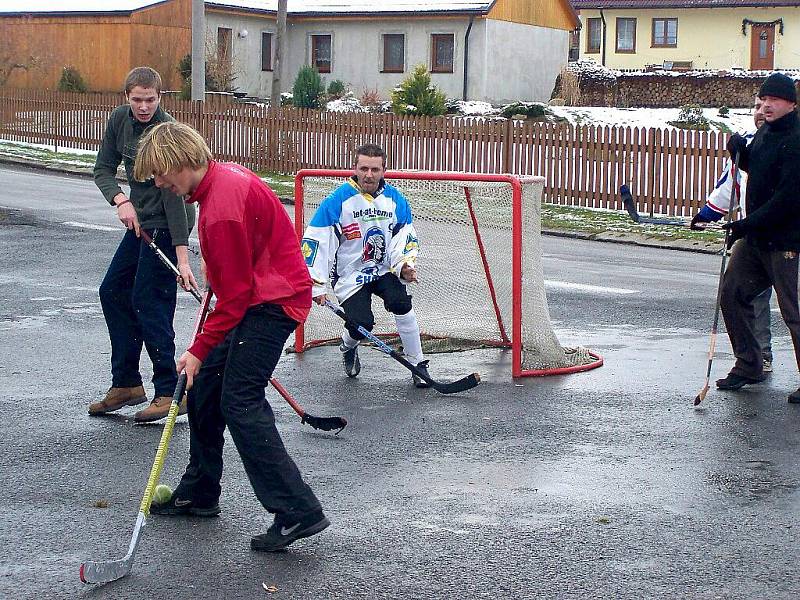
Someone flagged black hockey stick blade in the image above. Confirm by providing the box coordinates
[619,185,686,226]
[620,184,641,223]
[323,300,481,395]
[301,413,348,433]
[430,372,481,394]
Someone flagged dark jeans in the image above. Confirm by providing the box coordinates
[721,240,800,378]
[99,228,178,397]
[340,273,412,340]
[753,287,773,361]
[175,303,322,521]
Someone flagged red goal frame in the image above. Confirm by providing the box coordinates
[293,169,603,378]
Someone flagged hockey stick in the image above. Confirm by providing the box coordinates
[694,153,740,406]
[619,184,687,226]
[80,289,212,584]
[139,230,346,432]
[323,299,481,394]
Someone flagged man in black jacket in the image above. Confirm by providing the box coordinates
[717,72,800,402]
[88,67,198,421]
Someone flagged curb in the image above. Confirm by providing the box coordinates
[0,154,721,255]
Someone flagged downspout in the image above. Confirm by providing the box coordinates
[600,9,607,67]
[463,15,475,101]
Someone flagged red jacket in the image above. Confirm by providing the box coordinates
[187,161,311,361]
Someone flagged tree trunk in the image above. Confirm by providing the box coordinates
[270,0,287,110]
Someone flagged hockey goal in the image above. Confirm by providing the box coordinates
[294,169,602,377]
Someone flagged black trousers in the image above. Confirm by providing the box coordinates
[720,240,800,378]
[341,273,412,340]
[175,303,321,521]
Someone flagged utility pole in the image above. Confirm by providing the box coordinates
[270,0,287,109]
[191,0,206,102]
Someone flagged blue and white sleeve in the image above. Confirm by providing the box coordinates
[301,198,341,298]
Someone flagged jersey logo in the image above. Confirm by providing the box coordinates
[301,238,319,266]
[362,226,386,265]
[342,222,361,240]
[404,233,419,254]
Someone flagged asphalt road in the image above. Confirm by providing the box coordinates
[0,165,798,599]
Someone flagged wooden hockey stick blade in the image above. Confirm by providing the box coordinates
[694,383,709,406]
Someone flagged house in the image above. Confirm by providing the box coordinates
[0,0,191,90]
[571,0,800,71]
[0,0,579,103]
[204,0,580,103]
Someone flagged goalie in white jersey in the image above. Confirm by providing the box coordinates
[301,143,432,387]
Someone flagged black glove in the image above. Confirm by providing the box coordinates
[721,219,747,249]
[690,213,708,231]
[727,133,747,161]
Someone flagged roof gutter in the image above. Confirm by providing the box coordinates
[463,15,475,101]
[600,9,607,67]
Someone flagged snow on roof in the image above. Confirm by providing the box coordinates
[205,1,493,15]
[571,0,800,9]
[0,1,494,17]
[0,1,166,14]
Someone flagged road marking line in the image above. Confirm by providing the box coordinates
[544,280,638,295]
[63,221,119,232]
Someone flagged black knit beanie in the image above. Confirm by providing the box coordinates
[758,73,797,103]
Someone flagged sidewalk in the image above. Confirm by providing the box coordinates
[0,141,724,255]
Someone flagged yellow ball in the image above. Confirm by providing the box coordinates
[152,483,173,505]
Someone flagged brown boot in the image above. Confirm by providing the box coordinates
[88,385,147,416]
[134,395,188,423]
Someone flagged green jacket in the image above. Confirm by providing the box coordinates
[94,105,195,246]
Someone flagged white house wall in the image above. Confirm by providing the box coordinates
[477,19,568,103]
[285,18,473,100]
[205,11,567,103]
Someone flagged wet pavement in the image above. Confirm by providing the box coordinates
[0,165,799,599]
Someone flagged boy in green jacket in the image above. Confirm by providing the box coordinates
[88,66,197,423]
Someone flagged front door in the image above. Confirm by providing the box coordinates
[750,24,775,70]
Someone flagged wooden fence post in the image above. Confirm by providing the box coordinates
[502,118,513,174]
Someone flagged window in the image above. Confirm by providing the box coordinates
[383,34,405,73]
[652,18,677,48]
[261,32,273,71]
[616,18,636,53]
[586,17,601,54]
[217,27,232,65]
[311,34,332,73]
[431,33,455,73]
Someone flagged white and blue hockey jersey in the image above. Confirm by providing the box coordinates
[301,177,420,302]
[705,130,756,218]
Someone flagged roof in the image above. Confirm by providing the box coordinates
[0,1,168,15]
[0,1,495,17]
[205,1,494,15]
[571,0,800,8]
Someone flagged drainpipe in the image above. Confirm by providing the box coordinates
[463,15,474,101]
[600,9,607,67]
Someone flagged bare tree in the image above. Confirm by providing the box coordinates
[270,0,287,109]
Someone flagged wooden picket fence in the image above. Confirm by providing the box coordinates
[0,88,730,216]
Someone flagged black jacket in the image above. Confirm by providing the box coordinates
[93,105,195,246]
[738,109,800,251]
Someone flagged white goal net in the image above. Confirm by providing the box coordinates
[294,170,601,377]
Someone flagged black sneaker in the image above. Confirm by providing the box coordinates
[412,360,432,388]
[788,388,800,404]
[715,372,766,391]
[250,511,330,552]
[340,343,360,378]
[150,493,220,518]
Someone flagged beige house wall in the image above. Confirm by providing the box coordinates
[579,7,800,70]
